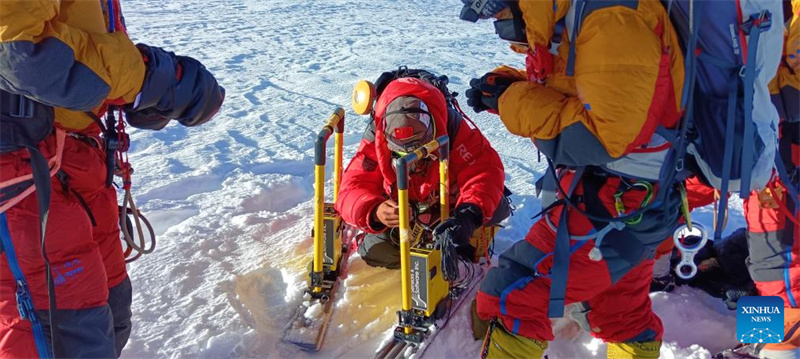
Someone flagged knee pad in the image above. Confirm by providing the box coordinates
[606,341,661,359]
[480,318,547,359]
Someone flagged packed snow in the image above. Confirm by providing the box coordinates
[118,0,747,358]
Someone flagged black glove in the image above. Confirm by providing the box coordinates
[465,73,518,113]
[125,44,225,130]
[723,286,757,310]
[434,204,483,261]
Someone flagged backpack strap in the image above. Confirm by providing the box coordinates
[565,0,640,76]
[551,8,566,55]
[446,106,463,149]
[0,142,58,359]
[547,167,583,317]
[738,10,773,197]
[0,89,64,357]
[0,212,53,359]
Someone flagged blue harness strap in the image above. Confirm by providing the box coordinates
[0,213,52,359]
[738,11,772,198]
[106,0,115,33]
[715,78,740,240]
[565,0,586,77]
[565,0,639,76]
[550,0,566,55]
[547,167,584,318]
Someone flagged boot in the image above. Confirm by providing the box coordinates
[471,298,491,341]
[607,341,661,359]
[480,318,547,359]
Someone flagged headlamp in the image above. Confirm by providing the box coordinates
[351,80,377,115]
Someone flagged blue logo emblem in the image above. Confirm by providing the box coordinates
[737,296,784,343]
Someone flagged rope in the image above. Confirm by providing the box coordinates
[106,107,157,262]
[120,188,156,262]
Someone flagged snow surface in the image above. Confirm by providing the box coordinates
[119,0,747,358]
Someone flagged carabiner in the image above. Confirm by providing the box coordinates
[673,223,708,280]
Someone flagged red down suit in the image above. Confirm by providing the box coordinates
[336,78,506,232]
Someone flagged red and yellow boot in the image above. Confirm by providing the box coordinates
[606,341,661,359]
[480,318,548,359]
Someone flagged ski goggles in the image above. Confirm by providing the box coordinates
[493,17,527,45]
[384,110,436,153]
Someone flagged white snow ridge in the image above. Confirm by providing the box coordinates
[119,0,745,358]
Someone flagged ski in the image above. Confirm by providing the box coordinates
[281,228,360,351]
[373,263,485,359]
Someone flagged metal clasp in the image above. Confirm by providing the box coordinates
[14,279,37,323]
[673,223,709,280]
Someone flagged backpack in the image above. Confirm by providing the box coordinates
[663,0,785,240]
[538,0,784,318]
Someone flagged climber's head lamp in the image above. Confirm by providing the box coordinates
[352,80,377,115]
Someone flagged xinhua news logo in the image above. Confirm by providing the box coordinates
[737,296,785,344]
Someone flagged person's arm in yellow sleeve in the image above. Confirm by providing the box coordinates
[0,0,145,110]
[496,10,681,167]
[772,5,799,124]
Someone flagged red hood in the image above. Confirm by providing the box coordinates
[372,77,449,192]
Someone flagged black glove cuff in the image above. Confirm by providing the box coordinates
[455,203,483,228]
[133,44,178,112]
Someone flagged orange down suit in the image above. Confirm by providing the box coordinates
[475,0,686,345]
[0,0,145,357]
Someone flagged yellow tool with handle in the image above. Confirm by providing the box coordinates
[311,107,345,293]
[394,136,450,335]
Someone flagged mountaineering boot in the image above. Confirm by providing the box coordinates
[760,308,800,359]
[480,318,547,359]
[471,298,491,340]
[606,341,661,359]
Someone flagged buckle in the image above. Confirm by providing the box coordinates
[741,10,772,35]
[10,94,34,118]
[754,10,772,30]
[14,280,37,323]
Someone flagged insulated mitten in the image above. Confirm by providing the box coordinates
[126,44,225,130]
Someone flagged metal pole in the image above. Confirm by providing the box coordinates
[395,155,414,334]
[395,135,449,334]
[438,137,450,221]
[333,110,344,203]
[311,108,344,292]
